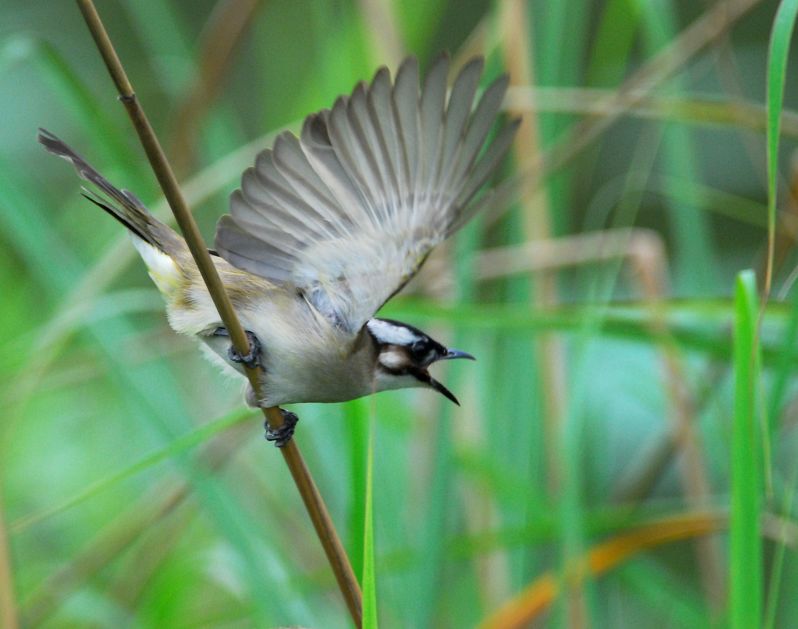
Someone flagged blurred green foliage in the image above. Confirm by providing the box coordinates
[1,0,797,627]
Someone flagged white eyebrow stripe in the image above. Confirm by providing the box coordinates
[366,319,422,345]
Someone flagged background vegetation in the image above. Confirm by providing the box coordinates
[1,0,796,627]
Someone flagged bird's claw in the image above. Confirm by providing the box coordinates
[227,329,262,370]
[265,410,299,448]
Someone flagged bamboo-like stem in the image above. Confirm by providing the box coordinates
[73,1,362,625]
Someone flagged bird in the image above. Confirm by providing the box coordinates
[39,54,519,446]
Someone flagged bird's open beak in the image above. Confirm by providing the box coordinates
[437,348,476,361]
[428,376,460,406]
[423,348,475,405]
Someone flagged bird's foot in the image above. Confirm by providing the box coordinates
[265,410,299,448]
[218,327,262,370]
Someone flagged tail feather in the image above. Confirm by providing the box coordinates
[80,187,152,243]
[37,128,181,254]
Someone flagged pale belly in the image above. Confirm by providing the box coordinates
[197,298,376,406]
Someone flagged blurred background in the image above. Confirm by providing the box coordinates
[1,0,796,627]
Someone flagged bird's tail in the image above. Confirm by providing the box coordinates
[39,129,193,300]
[37,128,183,256]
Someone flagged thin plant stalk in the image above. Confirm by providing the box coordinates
[73,1,362,625]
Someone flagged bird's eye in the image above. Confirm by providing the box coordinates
[409,340,434,364]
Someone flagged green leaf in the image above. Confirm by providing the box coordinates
[730,270,763,628]
[346,397,369,581]
[362,413,379,629]
[765,0,798,293]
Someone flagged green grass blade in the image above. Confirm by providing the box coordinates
[765,0,798,294]
[346,397,369,581]
[730,270,763,628]
[362,412,378,629]
[588,0,641,87]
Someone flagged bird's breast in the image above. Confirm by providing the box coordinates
[204,293,375,406]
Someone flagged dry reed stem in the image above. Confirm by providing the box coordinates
[74,1,362,625]
[475,228,658,279]
[499,0,579,624]
[627,239,725,607]
[504,87,798,137]
[358,0,404,67]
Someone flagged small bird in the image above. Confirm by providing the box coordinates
[40,55,518,445]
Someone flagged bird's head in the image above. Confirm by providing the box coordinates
[366,318,475,405]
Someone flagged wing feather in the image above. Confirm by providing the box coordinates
[367,67,403,213]
[418,55,449,206]
[348,81,392,220]
[440,57,483,184]
[443,74,509,193]
[300,111,372,227]
[271,133,348,233]
[217,212,295,281]
[454,118,520,212]
[392,57,421,200]
[215,54,518,333]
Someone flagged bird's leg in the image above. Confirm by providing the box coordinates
[264,410,299,448]
[217,330,296,448]
[214,326,262,370]
[243,385,299,448]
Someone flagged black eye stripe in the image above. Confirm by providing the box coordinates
[417,350,434,364]
[368,318,447,365]
[410,339,444,361]
[377,363,420,379]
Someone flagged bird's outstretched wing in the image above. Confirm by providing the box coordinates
[215,55,518,333]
